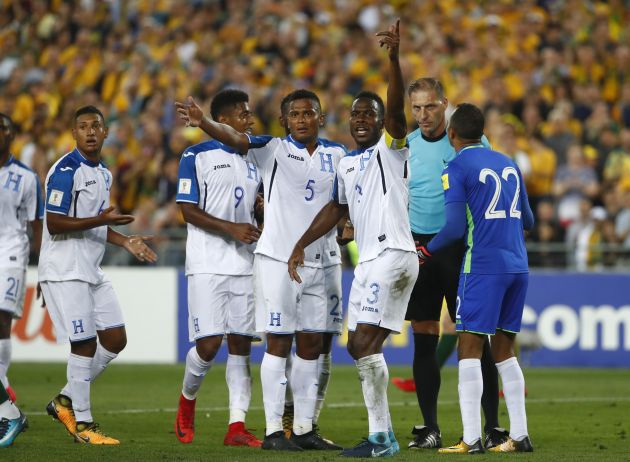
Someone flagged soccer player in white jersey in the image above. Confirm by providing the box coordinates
[176,90,346,451]
[0,113,43,404]
[174,89,262,447]
[276,96,344,439]
[39,106,156,445]
[288,20,418,457]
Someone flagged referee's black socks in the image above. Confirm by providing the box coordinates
[412,333,440,432]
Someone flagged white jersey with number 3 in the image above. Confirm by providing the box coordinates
[335,132,415,263]
[176,140,261,276]
[246,135,346,267]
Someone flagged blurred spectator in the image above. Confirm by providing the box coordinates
[553,143,599,225]
[528,198,566,268]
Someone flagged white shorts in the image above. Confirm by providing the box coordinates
[254,254,327,334]
[324,264,343,334]
[0,268,26,318]
[348,249,418,334]
[40,279,124,344]
[187,273,258,342]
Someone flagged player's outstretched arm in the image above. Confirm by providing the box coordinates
[288,201,348,283]
[46,206,134,235]
[175,96,250,154]
[426,200,467,255]
[376,19,406,140]
[179,203,261,244]
[107,228,158,263]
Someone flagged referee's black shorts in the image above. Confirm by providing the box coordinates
[405,232,466,323]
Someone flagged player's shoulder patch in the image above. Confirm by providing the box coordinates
[384,130,407,150]
[178,178,192,195]
[441,173,449,190]
[48,189,64,207]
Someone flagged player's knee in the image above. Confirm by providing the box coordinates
[411,319,440,335]
[195,336,221,362]
[0,311,12,338]
[99,327,127,354]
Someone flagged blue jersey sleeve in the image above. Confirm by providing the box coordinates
[442,162,466,204]
[45,167,75,215]
[427,201,466,254]
[176,151,199,204]
[35,176,44,219]
[518,169,534,231]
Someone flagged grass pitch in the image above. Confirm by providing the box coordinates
[2,363,629,461]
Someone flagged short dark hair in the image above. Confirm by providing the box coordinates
[281,89,322,114]
[0,112,13,129]
[407,77,445,99]
[354,91,385,119]
[210,89,249,120]
[74,106,105,123]
[449,103,485,140]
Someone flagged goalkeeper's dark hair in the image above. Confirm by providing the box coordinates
[354,91,385,119]
[450,103,485,140]
[281,89,322,114]
[210,89,249,120]
[74,106,105,124]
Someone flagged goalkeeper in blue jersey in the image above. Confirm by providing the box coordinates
[417,103,534,454]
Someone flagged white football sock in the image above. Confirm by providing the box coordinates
[68,353,93,423]
[496,357,528,441]
[356,353,390,434]
[458,358,483,445]
[182,347,213,400]
[290,355,318,435]
[0,399,19,419]
[313,352,331,425]
[260,353,287,436]
[226,354,251,424]
[90,344,117,382]
[0,339,11,388]
[284,352,294,406]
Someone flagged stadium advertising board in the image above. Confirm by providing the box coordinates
[178,270,630,367]
[13,267,178,363]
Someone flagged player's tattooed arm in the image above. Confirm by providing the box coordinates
[175,96,250,154]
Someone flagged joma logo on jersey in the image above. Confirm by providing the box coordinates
[213,164,231,170]
[85,180,97,187]
[346,167,355,174]
[288,154,305,162]
[361,306,379,313]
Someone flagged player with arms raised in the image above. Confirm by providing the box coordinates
[174,89,262,447]
[414,103,534,454]
[39,106,156,445]
[288,20,418,458]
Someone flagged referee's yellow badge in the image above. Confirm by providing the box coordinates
[441,173,450,190]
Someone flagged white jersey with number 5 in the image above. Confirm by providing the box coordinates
[335,132,415,263]
[176,140,261,276]
[246,135,346,267]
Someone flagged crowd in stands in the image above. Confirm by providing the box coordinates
[1,0,629,269]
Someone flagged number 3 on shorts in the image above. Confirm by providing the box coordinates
[366,282,380,304]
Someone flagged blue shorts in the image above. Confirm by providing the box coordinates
[455,272,528,335]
